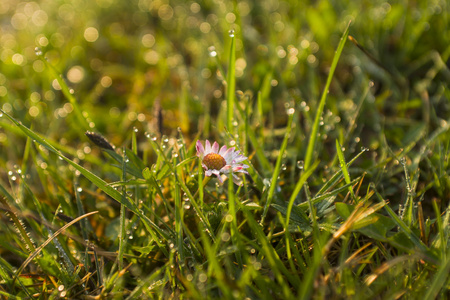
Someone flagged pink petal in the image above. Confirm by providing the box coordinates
[222,147,235,162]
[196,140,204,157]
[216,174,224,183]
[220,165,232,173]
[205,140,211,154]
[233,155,247,163]
[212,141,219,153]
[219,145,228,155]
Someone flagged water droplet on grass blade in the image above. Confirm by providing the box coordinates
[208,46,217,57]
[35,47,43,56]
[228,29,235,37]
[361,146,369,152]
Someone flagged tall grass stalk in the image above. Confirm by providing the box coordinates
[304,22,351,171]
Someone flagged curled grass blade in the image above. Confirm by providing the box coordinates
[12,211,98,286]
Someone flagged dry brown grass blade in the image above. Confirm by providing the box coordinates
[12,211,99,287]
[364,255,417,286]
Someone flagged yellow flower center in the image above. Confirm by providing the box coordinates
[202,153,226,170]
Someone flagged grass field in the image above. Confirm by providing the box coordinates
[0,0,449,299]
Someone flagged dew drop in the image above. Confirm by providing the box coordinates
[297,160,304,169]
[0,112,3,117]
[281,164,287,171]
[228,29,235,37]
[35,47,43,56]
[208,46,217,57]
[162,135,169,143]
[361,146,369,152]
[77,187,83,192]
[69,89,74,94]
[287,108,295,115]
[133,127,138,133]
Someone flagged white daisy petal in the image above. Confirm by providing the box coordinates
[222,148,235,162]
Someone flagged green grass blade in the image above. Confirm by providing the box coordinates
[118,149,127,270]
[261,110,295,224]
[237,200,299,297]
[423,249,450,300]
[373,186,428,252]
[226,33,236,131]
[286,160,319,228]
[304,21,351,171]
[336,139,356,200]
[0,109,169,254]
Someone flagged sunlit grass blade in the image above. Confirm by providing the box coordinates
[226,33,236,131]
[260,110,295,224]
[0,109,170,254]
[0,196,36,254]
[12,211,98,286]
[373,186,429,252]
[317,148,367,195]
[228,173,243,267]
[198,222,233,298]
[304,21,351,171]
[236,200,299,297]
[423,248,450,300]
[285,160,319,228]
[174,172,184,262]
[336,139,356,201]
[118,149,127,270]
[235,99,272,172]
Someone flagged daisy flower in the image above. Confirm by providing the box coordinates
[196,140,249,185]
